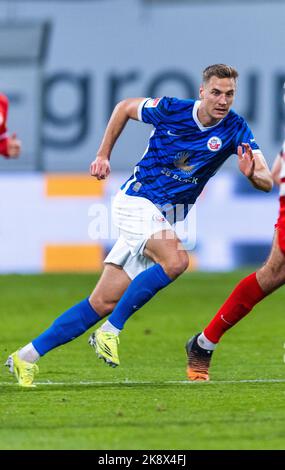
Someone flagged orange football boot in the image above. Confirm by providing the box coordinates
[186,333,213,381]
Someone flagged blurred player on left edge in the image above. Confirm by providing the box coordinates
[0,93,21,158]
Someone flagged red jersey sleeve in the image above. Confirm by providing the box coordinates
[0,93,9,157]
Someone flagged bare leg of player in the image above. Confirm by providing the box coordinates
[186,231,285,382]
[5,263,131,386]
[256,231,285,293]
[143,231,189,280]
[90,230,189,367]
[89,263,132,317]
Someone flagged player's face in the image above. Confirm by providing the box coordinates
[199,76,236,121]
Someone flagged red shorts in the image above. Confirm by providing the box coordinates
[276,196,285,254]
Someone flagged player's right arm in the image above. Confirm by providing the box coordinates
[90,98,146,180]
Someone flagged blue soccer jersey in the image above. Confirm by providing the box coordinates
[120,97,260,218]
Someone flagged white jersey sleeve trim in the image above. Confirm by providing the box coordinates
[137,98,151,122]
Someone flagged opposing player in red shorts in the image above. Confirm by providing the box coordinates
[272,141,285,252]
[186,141,285,381]
[0,93,21,158]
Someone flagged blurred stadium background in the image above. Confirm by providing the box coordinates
[0,0,284,274]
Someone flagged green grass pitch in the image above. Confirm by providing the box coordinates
[0,271,284,450]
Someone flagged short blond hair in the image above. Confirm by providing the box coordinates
[203,64,239,83]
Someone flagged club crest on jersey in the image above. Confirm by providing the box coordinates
[207,136,222,152]
[174,151,194,173]
[145,98,161,108]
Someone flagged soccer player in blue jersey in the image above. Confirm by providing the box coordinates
[6,64,273,387]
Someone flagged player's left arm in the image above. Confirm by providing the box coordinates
[238,143,273,192]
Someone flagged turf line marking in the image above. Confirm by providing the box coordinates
[1,379,285,386]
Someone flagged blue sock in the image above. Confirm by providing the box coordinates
[107,263,172,330]
[32,298,101,356]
